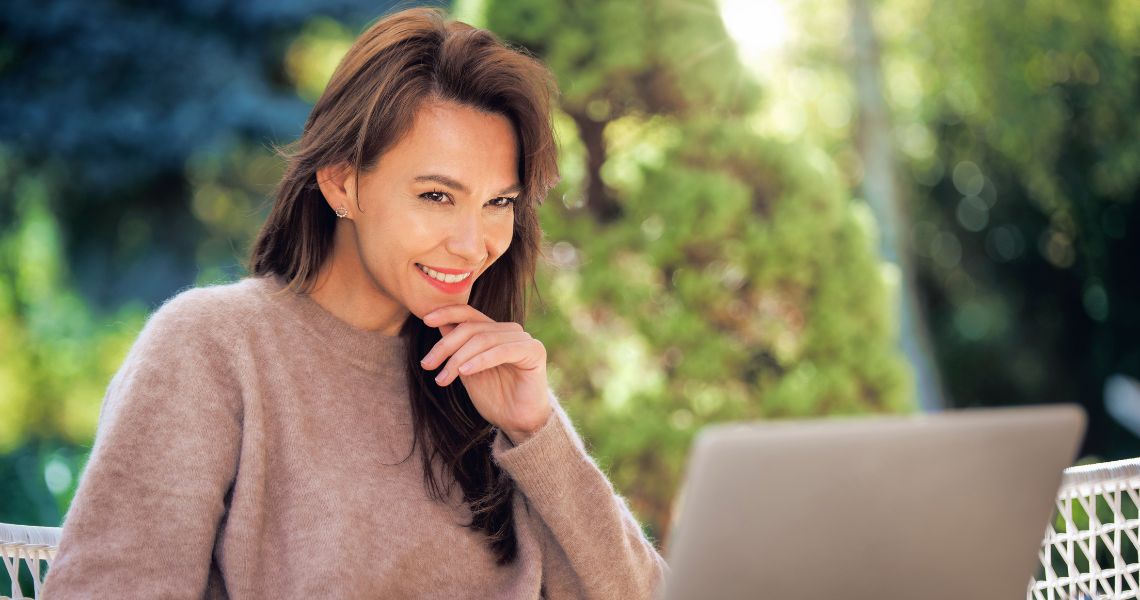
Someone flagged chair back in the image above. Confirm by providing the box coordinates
[1027,457,1140,599]
[0,523,60,599]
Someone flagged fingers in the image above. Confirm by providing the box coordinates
[419,305,532,386]
[423,304,493,328]
[454,339,546,380]
[431,330,533,386]
[420,320,525,370]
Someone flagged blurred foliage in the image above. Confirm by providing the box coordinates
[2,0,1135,560]
[711,0,1140,457]
[0,0,400,531]
[0,0,385,310]
[0,152,146,536]
[480,0,912,538]
[875,0,1140,456]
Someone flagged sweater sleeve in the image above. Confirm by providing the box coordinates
[490,388,669,600]
[42,289,242,598]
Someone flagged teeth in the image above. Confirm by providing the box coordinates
[418,264,471,284]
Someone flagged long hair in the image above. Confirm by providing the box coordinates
[247,7,560,565]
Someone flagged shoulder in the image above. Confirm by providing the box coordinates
[94,281,261,443]
[129,276,274,358]
[106,276,282,399]
[144,276,271,333]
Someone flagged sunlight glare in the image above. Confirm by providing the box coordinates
[719,0,791,72]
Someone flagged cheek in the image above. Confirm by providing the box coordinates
[361,210,432,252]
[488,218,515,257]
[353,220,415,277]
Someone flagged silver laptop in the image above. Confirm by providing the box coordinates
[660,404,1087,600]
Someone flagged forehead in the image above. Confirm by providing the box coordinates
[373,100,519,185]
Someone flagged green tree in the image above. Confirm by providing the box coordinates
[876,0,1140,457]
[0,0,398,536]
[477,0,914,541]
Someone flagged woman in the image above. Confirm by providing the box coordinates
[43,7,668,599]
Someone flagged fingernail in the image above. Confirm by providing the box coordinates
[458,362,472,374]
[435,372,446,385]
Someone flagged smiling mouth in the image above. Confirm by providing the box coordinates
[416,264,473,283]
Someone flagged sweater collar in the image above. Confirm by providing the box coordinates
[253,273,408,375]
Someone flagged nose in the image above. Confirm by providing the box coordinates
[445,208,488,266]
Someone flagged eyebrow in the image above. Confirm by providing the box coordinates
[413,174,522,197]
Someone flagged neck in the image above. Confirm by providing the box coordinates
[309,222,410,336]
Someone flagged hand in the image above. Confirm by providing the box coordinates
[419,305,553,445]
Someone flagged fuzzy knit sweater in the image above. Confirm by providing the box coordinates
[42,273,668,599]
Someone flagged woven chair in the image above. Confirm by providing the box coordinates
[1028,457,1140,600]
[0,524,59,599]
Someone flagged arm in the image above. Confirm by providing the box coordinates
[417,304,668,597]
[490,389,669,600]
[42,289,242,598]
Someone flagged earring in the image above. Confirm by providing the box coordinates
[334,206,348,218]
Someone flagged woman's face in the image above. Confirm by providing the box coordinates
[333,99,520,322]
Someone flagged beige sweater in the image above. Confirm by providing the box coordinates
[42,274,668,598]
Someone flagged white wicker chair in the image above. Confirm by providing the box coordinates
[1028,457,1140,600]
[0,523,59,599]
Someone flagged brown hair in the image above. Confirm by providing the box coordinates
[247,7,559,565]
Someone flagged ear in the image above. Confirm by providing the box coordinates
[315,163,357,216]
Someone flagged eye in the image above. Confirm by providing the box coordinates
[419,190,450,204]
[489,196,517,209]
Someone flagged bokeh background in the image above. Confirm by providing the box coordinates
[2,0,1138,565]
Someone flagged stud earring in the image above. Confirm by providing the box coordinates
[334,206,348,218]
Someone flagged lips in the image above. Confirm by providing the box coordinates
[416,263,474,294]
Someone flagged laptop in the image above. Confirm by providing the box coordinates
[659,404,1087,600]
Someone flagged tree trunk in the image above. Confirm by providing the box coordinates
[568,109,624,224]
[850,0,946,411]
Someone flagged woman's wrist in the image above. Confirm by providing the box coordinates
[502,405,553,446]
[502,428,534,447]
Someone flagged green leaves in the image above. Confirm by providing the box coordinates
[487,0,912,536]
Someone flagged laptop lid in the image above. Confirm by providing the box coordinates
[661,404,1087,600]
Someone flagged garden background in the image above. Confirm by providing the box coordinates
[1,0,1138,568]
